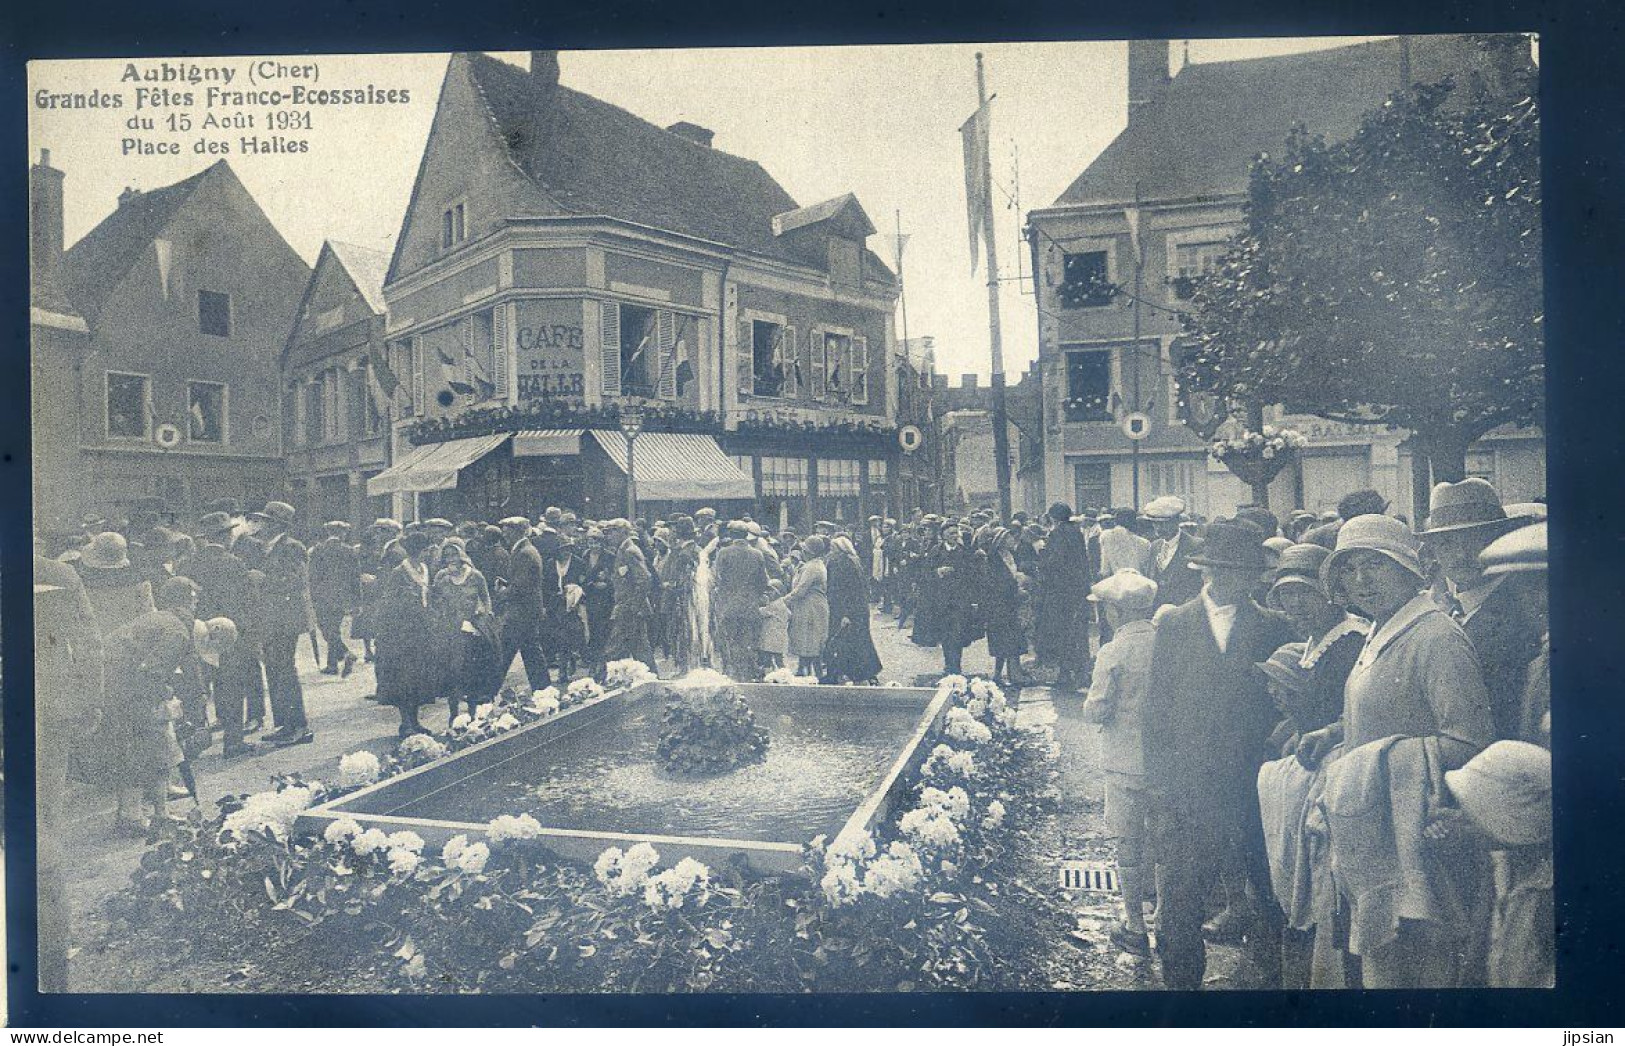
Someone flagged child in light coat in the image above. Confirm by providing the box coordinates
[757,580,790,672]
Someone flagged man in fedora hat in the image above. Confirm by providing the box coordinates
[1035,503,1095,689]
[252,502,314,746]
[309,521,362,676]
[1143,518,1296,989]
[1421,478,1542,741]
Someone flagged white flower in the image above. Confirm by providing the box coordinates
[528,691,561,717]
[486,813,543,843]
[473,702,495,722]
[820,858,863,907]
[323,817,362,846]
[861,842,924,899]
[451,841,490,875]
[220,785,316,842]
[944,707,993,745]
[339,750,382,787]
[827,829,876,863]
[385,830,425,855]
[349,827,390,856]
[899,806,962,853]
[566,677,605,702]
[605,658,658,688]
[398,734,448,761]
[923,743,977,780]
[918,785,971,821]
[387,847,422,877]
[450,713,473,730]
[997,706,1019,729]
[492,713,521,732]
[763,667,800,684]
[934,674,969,701]
[642,857,711,910]
[441,833,470,866]
[594,842,661,895]
[982,800,1007,830]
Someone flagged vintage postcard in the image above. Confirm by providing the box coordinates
[27,37,1547,995]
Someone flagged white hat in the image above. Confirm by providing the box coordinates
[1444,740,1551,847]
[1087,568,1159,610]
[1140,495,1187,522]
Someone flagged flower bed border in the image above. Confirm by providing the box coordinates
[296,681,950,876]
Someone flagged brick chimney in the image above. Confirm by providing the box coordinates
[666,121,714,148]
[118,186,143,207]
[30,149,66,307]
[1127,40,1171,125]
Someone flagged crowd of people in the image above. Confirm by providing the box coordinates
[32,475,1552,992]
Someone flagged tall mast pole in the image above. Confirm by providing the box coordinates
[977,52,1014,520]
[1130,181,1143,510]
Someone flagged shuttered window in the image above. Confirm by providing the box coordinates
[411,339,426,416]
[809,325,826,400]
[600,300,622,397]
[851,335,869,405]
[656,309,677,400]
[493,304,509,399]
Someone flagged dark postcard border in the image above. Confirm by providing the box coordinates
[3,0,1622,1027]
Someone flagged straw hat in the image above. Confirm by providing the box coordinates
[1140,495,1187,522]
[79,532,131,570]
[250,501,297,528]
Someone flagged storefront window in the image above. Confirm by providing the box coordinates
[620,304,659,398]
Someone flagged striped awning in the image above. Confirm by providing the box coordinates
[366,434,509,496]
[587,430,755,502]
[512,429,585,457]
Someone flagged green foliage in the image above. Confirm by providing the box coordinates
[655,682,770,775]
[1180,53,1542,479]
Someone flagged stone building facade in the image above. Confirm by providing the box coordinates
[1026,35,1544,519]
[370,51,900,530]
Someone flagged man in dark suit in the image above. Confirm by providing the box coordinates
[1143,519,1297,990]
[496,516,551,691]
[604,518,657,671]
[1036,503,1094,690]
[308,520,362,676]
[252,502,314,746]
[175,512,260,755]
[1420,479,1544,741]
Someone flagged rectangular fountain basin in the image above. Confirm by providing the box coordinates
[296,682,950,875]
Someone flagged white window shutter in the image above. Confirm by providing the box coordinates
[851,335,869,405]
[412,339,426,415]
[738,316,754,398]
[494,305,509,399]
[810,326,826,400]
[657,310,677,400]
[783,325,797,398]
[600,301,622,397]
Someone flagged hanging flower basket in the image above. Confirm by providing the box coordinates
[1209,426,1307,487]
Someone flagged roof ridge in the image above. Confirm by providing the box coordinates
[1175,35,1396,75]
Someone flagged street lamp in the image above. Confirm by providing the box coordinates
[619,404,645,520]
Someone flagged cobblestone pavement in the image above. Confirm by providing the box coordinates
[59,607,1244,992]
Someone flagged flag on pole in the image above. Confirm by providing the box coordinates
[367,343,401,412]
[674,332,694,396]
[189,398,208,437]
[893,231,910,271]
[1125,205,1143,266]
[960,99,991,272]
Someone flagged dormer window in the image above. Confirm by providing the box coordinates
[441,200,467,251]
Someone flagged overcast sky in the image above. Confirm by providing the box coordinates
[31,38,1384,378]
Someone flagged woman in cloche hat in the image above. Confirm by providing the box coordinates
[1302,514,1496,988]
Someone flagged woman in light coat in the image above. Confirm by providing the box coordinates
[785,535,831,676]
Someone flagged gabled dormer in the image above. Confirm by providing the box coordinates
[771,193,877,289]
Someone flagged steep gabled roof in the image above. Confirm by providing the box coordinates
[327,239,391,316]
[61,161,218,320]
[1054,35,1513,207]
[464,52,893,282]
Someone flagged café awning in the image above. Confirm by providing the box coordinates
[512,429,585,457]
[587,430,756,502]
[366,434,509,496]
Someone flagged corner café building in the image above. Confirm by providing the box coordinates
[367,51,901,530]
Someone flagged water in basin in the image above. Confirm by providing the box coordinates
[377,689,932,844]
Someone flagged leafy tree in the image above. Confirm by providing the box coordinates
[1179,54,1542,483]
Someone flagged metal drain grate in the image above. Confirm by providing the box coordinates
[1059,860,1118,893]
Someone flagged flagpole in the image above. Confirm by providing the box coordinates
[976,52,1014,521]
